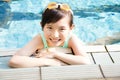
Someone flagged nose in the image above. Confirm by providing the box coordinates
[52,30,59,38]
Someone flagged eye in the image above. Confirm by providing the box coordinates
[47,26,52,29]
[60,28,66,31]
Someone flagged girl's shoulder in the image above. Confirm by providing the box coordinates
[68,33,85,47]
[33,33,44,49]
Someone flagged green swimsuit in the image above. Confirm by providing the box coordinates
[41,32,71,48]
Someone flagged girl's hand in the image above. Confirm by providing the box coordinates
[34,48,56,58]
[36,52,54,58]
[34,47,72,58]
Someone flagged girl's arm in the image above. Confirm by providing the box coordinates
[9,34,62,68]
[9,55,46,68]
[53,34,91,65]
[9,55,61,68]
[9,34,43,68]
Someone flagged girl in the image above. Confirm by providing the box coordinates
[9,2,90,68]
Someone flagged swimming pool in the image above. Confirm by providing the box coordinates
[0,0,120,48]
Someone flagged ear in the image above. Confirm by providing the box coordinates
[70,24,75,30]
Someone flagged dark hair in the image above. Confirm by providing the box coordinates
[41,5,73,30]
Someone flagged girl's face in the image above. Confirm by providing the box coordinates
[43,15,74,47]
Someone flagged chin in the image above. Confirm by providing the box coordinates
[52,43,62,47]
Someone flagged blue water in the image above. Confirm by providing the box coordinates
[0,0,120,48]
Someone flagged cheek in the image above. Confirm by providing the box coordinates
[60,31,69,38]
[45,31,50,35]
[43,29,51,35]
[44,32,50,38]
[43,31,51,39]
[63,30,70,35]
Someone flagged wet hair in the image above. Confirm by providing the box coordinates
[41,4,73,30]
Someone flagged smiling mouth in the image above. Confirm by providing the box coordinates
[49,38,61,43]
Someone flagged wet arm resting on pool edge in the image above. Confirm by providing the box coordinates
[9,55,63,68]
[52,34,91,65]
[8,49,90,68]
[8,34,90,68]
[8,35,62,68]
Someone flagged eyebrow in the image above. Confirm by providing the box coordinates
[46,23,68,29]
[47,24,52,26]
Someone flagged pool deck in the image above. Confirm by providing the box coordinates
[0,45,120,80]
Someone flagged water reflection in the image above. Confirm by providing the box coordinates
[0,0,120,48]
[11,12,41,20]
[74,4,120,19]
[0,1,11,29]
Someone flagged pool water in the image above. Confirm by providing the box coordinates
[0,0,120,48]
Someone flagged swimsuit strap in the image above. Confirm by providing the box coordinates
[41,32,48,48]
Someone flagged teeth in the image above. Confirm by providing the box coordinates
[50,38,60,42]
[49,38,61,43]
[52,40,59,42]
